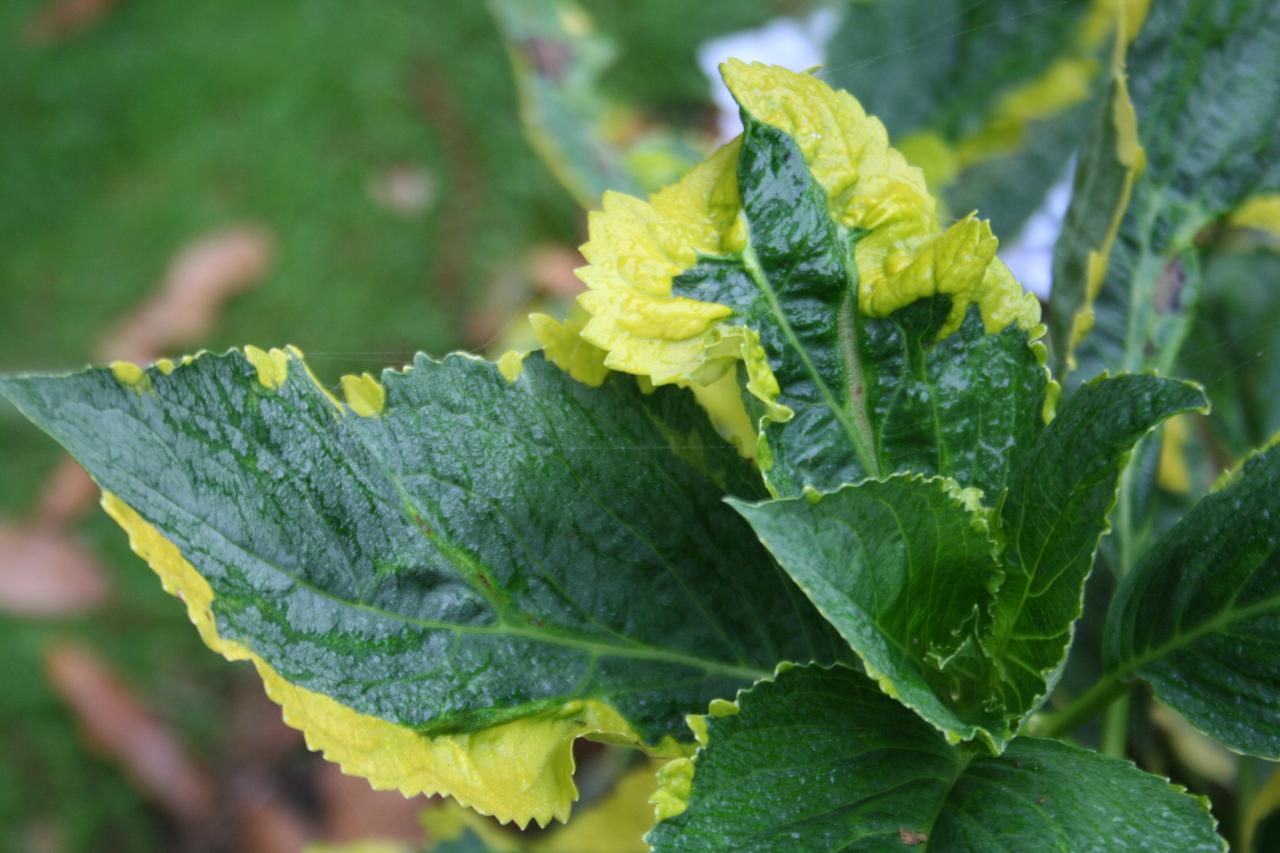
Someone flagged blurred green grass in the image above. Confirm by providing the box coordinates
[0,1,778,848]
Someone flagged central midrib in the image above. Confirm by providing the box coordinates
[740,241,881,478]
[130,478,772,685]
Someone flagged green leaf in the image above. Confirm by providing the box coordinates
[730,476,1006,747]
[732,374,1201,748]
[674,110,1049,499]
[1048,21,1145,380]
[647,664,1224,852]
[1105,441,1280,758]
[825,0,1100,237]
[1056,0,1280,384]
[986,373,1206,728]
[0,348,844,825]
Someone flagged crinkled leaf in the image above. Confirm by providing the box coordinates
[1055,0,1280,384]
[730,476,1006,747]
[423,762,657,852]
[575,62,1045,500]
[1105,441,1280,758]
[986,373,1205,727]
[665,84,1048,499]
[647,664,1224,852]
[0,349,843,826]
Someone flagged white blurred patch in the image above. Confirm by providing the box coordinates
[697,9,840,141]
[998,162,1075,300]
[698,10,1071,303]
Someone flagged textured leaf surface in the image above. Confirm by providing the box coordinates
[0,349,843,825]
[578,62,1049,499]
[825,0,1101,237]
[683,114,1048,499]
[730,476,1005,745]
[1106,442,1280,758]
[733,375,1200,747]
[1056,0,1280,384]
[647,664,1224,852]
[986,373,1205,727]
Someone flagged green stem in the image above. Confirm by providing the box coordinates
[1100,692,1130,757]
[1117,464,1135,577]
[1035,675,1130,738]
[1236,759,1258,853]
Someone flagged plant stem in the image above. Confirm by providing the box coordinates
[1100,692,1130,757]
[1035,675,1130,738]
[1236,758,1258,853]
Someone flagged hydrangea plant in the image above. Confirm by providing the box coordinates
[4,2,1279,849]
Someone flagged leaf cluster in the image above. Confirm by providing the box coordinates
[4,0,1280,850]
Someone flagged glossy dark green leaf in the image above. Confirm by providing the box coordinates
[647,664,1224,852]
[985,373,1206,727]
[1105,442,1280,758]
[0,351,845,742]
[730,476,1006,746]
[824,0,1096,237]
[732,374,1200,747]
[674,113,1049,499]
[1058,0,1280,384]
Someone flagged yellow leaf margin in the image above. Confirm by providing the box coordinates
[97,351,689,830]
[575,62,1040,436]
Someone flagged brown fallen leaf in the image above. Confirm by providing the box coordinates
[22,0,116,44]
[99,225,273,364]
[0,523,109,616]
[527,244,585,299]
[35,456,98,526]
[44,642,217,824]
[232,773,316,853]
[316,762,427,845]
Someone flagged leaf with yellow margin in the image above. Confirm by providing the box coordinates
[576,61,1049,498]
[423,763,659,853]
[1048,2,1147,377]
[1053,0,1280,386]
[0,348,843,828]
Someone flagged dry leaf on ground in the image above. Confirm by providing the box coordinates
[22,0,116,44]
[100,225,273,363]
[44,642,217,823]
[0,523,109,616]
